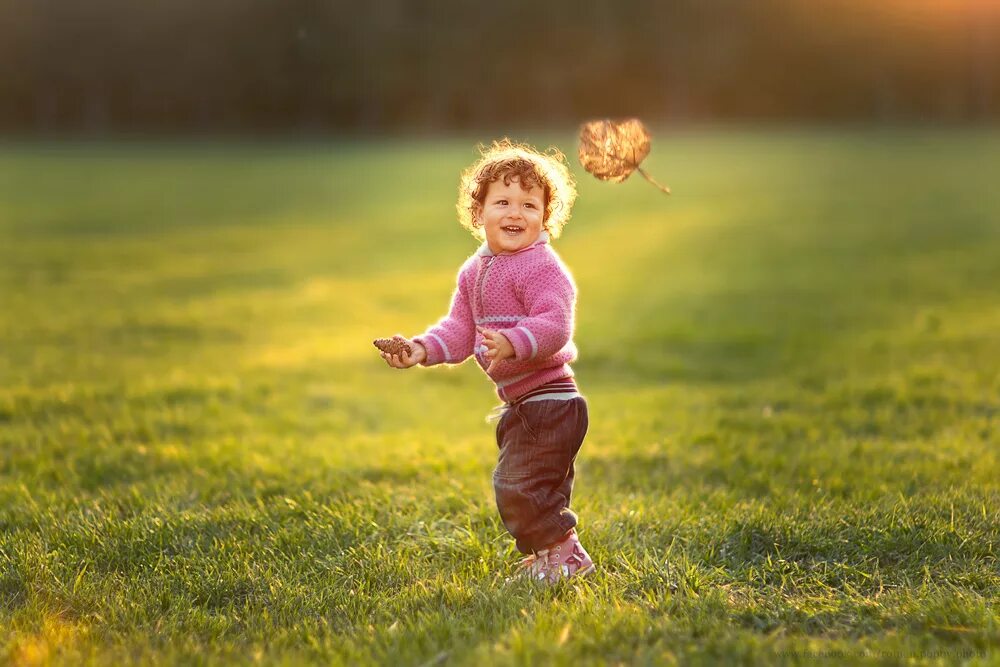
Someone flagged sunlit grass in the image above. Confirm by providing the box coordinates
[1,128,998,665]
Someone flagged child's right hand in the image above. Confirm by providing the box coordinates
[379,338,426,369]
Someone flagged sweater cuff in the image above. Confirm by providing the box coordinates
[499,326,538,361]
[412,334,445,365]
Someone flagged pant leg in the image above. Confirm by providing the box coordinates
[554,458,576,513]
[493,397,589,554]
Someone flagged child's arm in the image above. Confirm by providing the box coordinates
[496,260,575,362]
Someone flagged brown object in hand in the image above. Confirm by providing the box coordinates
[578,118,670,194]
[373,335,413,358]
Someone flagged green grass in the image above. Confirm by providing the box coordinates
[1,128,999,665]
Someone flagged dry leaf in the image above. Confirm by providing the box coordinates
[578,118,670,194]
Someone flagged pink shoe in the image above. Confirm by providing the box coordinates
[514,529,596,584]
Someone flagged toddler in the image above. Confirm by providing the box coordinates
[377,139,594,583]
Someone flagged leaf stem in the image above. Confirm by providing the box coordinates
[637,167,671,194]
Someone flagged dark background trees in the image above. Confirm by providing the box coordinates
[1,0,996,135]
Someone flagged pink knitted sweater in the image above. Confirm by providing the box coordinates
[413,231,579,403]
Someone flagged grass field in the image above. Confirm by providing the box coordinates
[1,128,999,665]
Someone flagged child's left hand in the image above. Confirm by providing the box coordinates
[477,327,515,373]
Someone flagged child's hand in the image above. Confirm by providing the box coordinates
[378,338,426,369]
[477,327,515,373]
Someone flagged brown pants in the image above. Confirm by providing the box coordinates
[493,397,589,554]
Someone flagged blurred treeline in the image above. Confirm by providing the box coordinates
[1,0,997,135]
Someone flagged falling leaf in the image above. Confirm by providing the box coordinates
[578,118,670,194]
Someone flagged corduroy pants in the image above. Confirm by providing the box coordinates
[492,397,589,554]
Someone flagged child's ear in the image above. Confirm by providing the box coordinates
[472,203,484,226]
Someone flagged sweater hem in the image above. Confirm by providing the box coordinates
[496,365,574,403]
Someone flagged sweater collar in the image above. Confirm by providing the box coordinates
[476,230,550,257]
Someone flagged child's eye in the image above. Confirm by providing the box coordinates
[524,203,535,208]
[496,200,508,205]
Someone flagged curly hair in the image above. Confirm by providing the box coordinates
[457,139,577,241]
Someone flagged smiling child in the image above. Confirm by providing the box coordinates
[377,139,593,583]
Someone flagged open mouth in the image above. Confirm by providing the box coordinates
[501,225,524,235]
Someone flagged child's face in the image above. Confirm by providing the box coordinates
[475,175,545,254]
